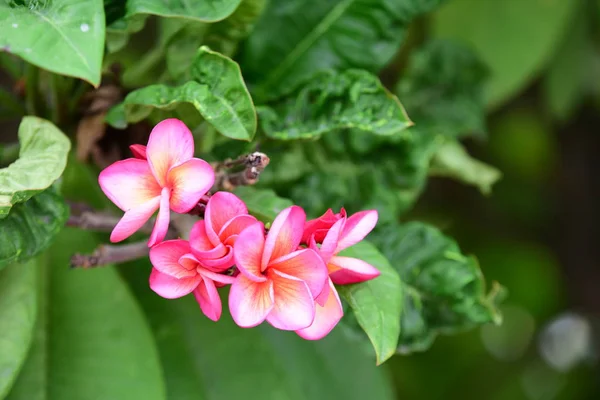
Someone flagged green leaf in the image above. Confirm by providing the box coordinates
[233,186,293,223]
[396,40,488,139]
[258,70,412,140]
[0,117,71,218]
[0,187,69,271]
[6,228,165,400]
[120,262,395,400]
[0,0,105,86]
[108,47,256,141]
[243,0,447,99]
[370,222,504,354]
[433,0,579,108]
[337,241,403,365]
[0,259,37,398]
[125,0,242,21]
[429,141,501,195]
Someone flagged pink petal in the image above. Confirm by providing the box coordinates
[168,158,215,213]
[302,208,338,244]
[269,248,327,298]
[262,206,305,269]
[335,210,378,253]
[99,158,161,211]
[314,278,330,307]
[317,218,345,264]
[178,254,198,271]
[233,222,266,282]
[218,214,257,244]
[266,270,315,331]
[198,268,237,285]
[148,187,171,247]
[130,144,147,159]
[328,256,381,285]
[193,278,221,321]
[197,248,234,272]
[149,268,201,299]
[146,118,194,186]
[189,221,223,254]
[149,239,195,279]
[193,244,229,266]
[205,192,248,244]
[110,196,160,243]
[296,279,343,340]
[229,275,274,328]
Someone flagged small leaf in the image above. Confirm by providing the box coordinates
[258,70,412,140]
[429,141,502,194]
[0,187,69,271]
[125,0,242,21]
[233,186,293,223]
[0,0,105,86]
[0,117,71,218]
[370,222,504,354]
[337,241,403,365]
[0,259,37,398]
[108,47,256,141]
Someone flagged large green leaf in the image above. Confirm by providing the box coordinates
[258,70,412,140]
[0,0,105,86]
[396,40,488,139]
[337,241,403,365]
[125,0,241,21]
[433,0,578,108]
[6,228,165,400]
[0,187,69,271]
[0,117,70,218]
[120,262,395,400]
[370,222,504,353]
[242,0,446,99]
[0,259,37,398]
[233,186,293,223]
[107,46,256,141]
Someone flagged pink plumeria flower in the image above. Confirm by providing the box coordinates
[301,208,346,244]
[296,209,379,340]
[99,119,214,246]
[229,206,328,331]
[149,239,235,321]
[189,192,257,272]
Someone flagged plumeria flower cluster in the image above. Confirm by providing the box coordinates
[99,118,380,340]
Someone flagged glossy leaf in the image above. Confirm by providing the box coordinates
[433,0,578,108]
[337,241,403,365]
[107,47,256,141]
[429,141,502,195]
[0,187,68,271]
[258,70,412,140]
[233,186,293,223]
[370,222,504,354]
[243,0,446,99]
[6,229,165,400]
[0,259,37,398]
[0,0,105,86]
[0,117,70,218]
[125,0,242,21]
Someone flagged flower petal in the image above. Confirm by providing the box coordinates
[190,221,220,253]
[302,208,337,244]
[218,214,257,244]
[149,239,195,279]
[296,279,343,340]
[129,144,147,159]
[168,158,215,213]
[198,268,237,285]
[233,222,266,282]
[318,218,345,263]
[269,248,327,298]
[205,192,248,244]
[262,206,305,269]
[149,268,201,299]
[148,187,171,247]
[146,118,194,186]
[99,158,161,211]
[336,210,378,252]
[328,256,381,285]
[266,269,315,331]
[193,278,221,321]
[229,275,274,328]
[110,196,160,243]
[197,248,234,272]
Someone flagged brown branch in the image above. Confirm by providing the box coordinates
[70,241,149,268]
[67,210,155,234]
[212,152,270,191]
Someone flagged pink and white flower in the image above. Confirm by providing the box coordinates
[301,208,346,244]
[229,206,328,331]
[99,119,214,246]
[149,239,235,321]
[189,192,257,272]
